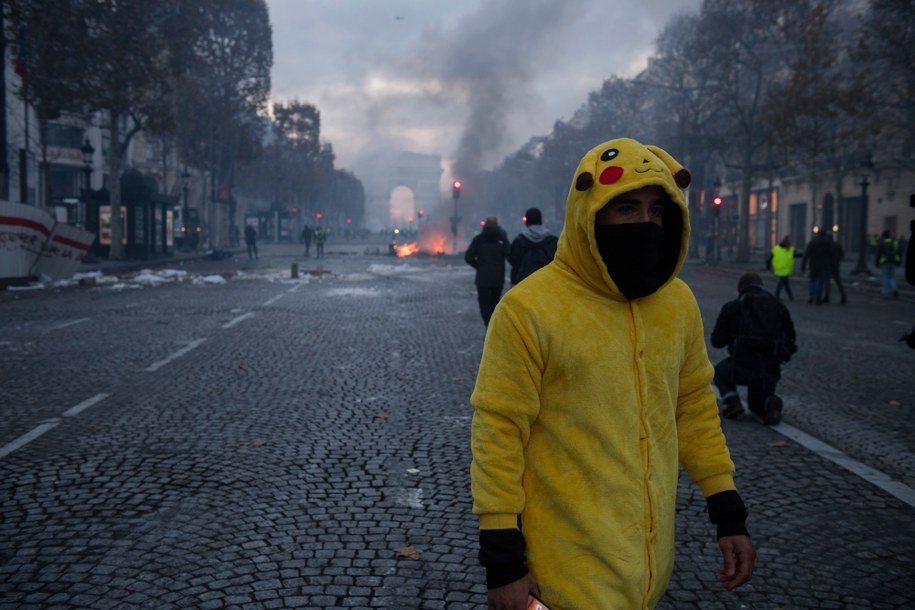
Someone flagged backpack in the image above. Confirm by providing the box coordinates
[515,236,557,284]
[735,291,795,362]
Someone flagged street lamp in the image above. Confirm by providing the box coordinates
[181,168,191,250]
[80,138,94,192]
[450,180,462,254]
[852,153,875,276]
[711,177,722,264]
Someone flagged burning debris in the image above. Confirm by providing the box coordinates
[392,231,449,257]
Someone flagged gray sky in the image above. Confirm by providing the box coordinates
[265,0,701,175]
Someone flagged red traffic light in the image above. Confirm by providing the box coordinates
[346,218,352,224]
[417,209,425,217]
[713,196,723,206]
[452,180,462,199]
[291,207,298,214]
[316,212,323,219]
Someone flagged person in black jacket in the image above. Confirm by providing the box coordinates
[801,230,833,305]
[464,216,510,327]
[711,272,797,425]
[507,207,558,286]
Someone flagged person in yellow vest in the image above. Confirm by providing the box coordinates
[767,235,795,301]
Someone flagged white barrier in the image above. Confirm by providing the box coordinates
[32,221,96,280]
[0,201,52,280]
[0,201,95,281]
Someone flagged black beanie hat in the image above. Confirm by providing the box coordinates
[524,207,542,226]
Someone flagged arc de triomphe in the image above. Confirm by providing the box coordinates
[355,150,443,232]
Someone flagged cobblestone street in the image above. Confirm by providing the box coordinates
[1,242,913,609]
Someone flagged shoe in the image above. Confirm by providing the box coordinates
[763,395,783,425]
[721,396,744,419]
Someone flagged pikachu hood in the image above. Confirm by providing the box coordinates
[557,137,692,300]
[471,139,737,609]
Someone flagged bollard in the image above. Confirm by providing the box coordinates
[291,262,299,279]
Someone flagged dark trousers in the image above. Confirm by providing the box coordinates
[774,275,793,301]
[808,269,829,304]
[246,241,258,260]
[824,269,846,303]
[714,356,778,414]
[476,286,503,327]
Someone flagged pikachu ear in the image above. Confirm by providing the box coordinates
[575,172,594,191]
[646,145,691,189]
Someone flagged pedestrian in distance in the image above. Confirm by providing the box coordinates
[711,272,798,425]
[464,216,509,327]
[824,236,847,304]
[244,224,258,261]
[876,229,901,298]
[301,224,313,258]
[470,138,755,610]
[767,235,796,301]
[313,226,327,259]
[801,230,832,305]
[507,207,558,286]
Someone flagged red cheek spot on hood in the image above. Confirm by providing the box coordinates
[599,166,623,185]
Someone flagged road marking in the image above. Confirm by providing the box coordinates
[62,393,110,417]
[288,283,303,293]
[223,312,255,328]
[47,318,89,332]
[0,420,60,460]
[145,338,206,372]
[777,423,915,509]
[264,294,284,306]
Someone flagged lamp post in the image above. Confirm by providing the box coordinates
[450,180,462,254]
[80,138,94,193]
[79,138,95,230]
[712,177,722,264]
[851,153,875,276]
[181,168,191,251]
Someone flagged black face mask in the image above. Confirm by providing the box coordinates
[594,222,667,299]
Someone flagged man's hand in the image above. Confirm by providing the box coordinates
[487,572,539,610]
[717,534,756,590]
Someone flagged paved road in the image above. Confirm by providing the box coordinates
[1,241,913,609]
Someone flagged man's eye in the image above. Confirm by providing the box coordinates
[650,206,665,216]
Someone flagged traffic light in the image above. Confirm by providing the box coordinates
[417,209,425,219]
[713,196,722,217]
[452,180,462,200]
[290,207,298,216]
[316,212,323,220]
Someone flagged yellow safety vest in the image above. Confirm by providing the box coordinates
[771,245,795,276]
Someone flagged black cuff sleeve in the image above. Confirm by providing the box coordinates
[706,490,750,539]
[479,529,529,589]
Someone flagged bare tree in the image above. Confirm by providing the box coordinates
[856,0,915,171]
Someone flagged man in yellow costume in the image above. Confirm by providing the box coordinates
[470,138,756,610]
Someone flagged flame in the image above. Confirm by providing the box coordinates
[393,231,449,257]
[395,242,419,257]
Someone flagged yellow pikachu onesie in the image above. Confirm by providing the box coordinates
[470,138,749,609]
